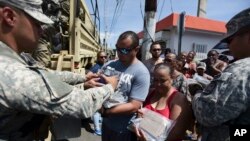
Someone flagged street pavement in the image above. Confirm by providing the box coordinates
[69,119,101,141]
[51,119,101,141]
[69,120,101,141]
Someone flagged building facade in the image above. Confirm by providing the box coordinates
[138,13,227,60]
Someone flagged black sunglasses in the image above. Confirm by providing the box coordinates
[116,45,136,55]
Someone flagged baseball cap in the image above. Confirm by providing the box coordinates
[221,8,250,43]
[197,62,206,70]
[0,0,53,24]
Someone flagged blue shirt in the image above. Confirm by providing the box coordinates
[89,63,103,73]
[103,60,150,132]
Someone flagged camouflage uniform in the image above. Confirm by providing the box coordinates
[41,0,70,51]
[192,8,250,141]
[32,38,52,67]
[172,74,189,96]
[0,41,114,140]
[31,0,70,66]
[192,58,250,141]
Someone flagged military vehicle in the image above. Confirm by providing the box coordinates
[49,0,102,76]
[42,1,103,140]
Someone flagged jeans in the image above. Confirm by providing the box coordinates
[93,112,102,131]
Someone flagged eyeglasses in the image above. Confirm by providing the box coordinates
[152,49,161,52]
[116,45,136,55]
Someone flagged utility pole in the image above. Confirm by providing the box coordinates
[141,0,157,61]
[197,0,207,17]
[177,12,185,55]
[103,0,107,51]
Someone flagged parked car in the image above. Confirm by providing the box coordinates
[212,42,234,61]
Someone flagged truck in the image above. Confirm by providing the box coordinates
[44,1,104,140]
[50,0,102,77]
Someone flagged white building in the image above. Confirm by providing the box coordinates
[138,13,227,60]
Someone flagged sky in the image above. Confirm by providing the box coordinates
[85,0,250,48]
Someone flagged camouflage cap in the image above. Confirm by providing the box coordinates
[0,0,53,24]
[221,8,250,43]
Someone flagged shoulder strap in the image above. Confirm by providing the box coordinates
[167,90,178,108]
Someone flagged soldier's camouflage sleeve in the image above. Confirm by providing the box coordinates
[192,70,248,127]
[49,70,86,85]
[0,63,113,118]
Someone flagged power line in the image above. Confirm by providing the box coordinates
[90,0,95,13]
[108,1,119,38]
[108,0,125,39]
[157,0,160,11]
[170,0,174,13]
[158,0,166,21]
[111,0,125,32]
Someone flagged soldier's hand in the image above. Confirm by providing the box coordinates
[86,73,99,80]
[84,78,104,89]
[101,75,118,90]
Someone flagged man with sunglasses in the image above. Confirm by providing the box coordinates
[87,51,107,76]
[86,51,107,136]
[101,31,150,141]
[143,41,164,84]
[192,8,250,141]
[0,0,119,140]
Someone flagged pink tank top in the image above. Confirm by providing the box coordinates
[144,89,178,118]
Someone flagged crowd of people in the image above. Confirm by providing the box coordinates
[0,0,250,141]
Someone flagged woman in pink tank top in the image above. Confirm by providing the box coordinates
[136,63,194,141]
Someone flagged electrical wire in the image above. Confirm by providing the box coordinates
[111,0,124,32]
[158,0,166,21]
[108,1,119,38]
[170,0,174,13]
[108,0,125,39]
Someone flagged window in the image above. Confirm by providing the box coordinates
[193,43,208,60]
[193,43,207,53]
